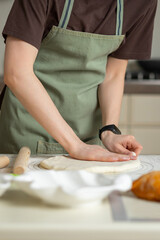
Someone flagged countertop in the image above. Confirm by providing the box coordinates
[124,80,160,94]
[0,154,160,240]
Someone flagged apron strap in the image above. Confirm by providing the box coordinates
[58,0,75,29]
[59,0,124,35]
[116,0,124,35]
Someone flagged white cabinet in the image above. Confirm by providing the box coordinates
[119,94,160,154]
[131,128,160,154]
[119,95,129,126]
[131,95,160,126]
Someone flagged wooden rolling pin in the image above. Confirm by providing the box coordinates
[132,171,160,201]
[13,147,31,175]
[0,156,10,169]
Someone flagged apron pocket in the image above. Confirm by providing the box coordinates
[37,140,68,154]
[37,136,104,154]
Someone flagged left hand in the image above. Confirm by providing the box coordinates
[101,131,143,159]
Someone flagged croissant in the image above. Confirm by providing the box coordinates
[132,171,160,201]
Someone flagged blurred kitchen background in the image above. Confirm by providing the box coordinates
[0,0,160,154]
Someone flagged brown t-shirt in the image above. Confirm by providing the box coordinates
[2,0,158,59]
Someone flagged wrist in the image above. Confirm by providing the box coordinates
[51,124,82,154]
[61,134,83,155]
[99,124,121,141]
[101,130,114,141]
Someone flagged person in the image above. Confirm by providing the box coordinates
[0,0,157,161]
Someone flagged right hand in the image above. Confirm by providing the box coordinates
[68,141,133,162]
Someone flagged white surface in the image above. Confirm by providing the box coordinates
[0,154,160,240]
[0,190,160,240]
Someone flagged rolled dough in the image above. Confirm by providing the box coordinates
[40,155,141,174]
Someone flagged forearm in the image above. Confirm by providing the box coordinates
[98,57,128,128]
[4,72,81,153]
[98,75,124,127]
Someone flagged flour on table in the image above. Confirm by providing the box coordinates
[40,155,141,173]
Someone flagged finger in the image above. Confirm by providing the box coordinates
[126,138,143,156]
[116,145,137,160]
[86,153,120,162]
[134,144,143,156]
[87,151,131,162]
[133,140,143,155]
[105,152,131,162]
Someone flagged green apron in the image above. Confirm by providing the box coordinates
[0,0,124,154]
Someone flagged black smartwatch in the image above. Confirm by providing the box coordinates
[99,124,121,140]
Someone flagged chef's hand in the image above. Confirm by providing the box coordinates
[69,142,133,162]
[101,131,143,159]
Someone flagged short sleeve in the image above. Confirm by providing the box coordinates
[110,0,158,60]
[2,0,49,49]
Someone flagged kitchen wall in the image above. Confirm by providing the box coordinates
[151,0,160,58]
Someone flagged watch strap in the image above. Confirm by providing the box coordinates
[99,124,121,140]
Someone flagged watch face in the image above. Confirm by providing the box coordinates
[112,126,121,134]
